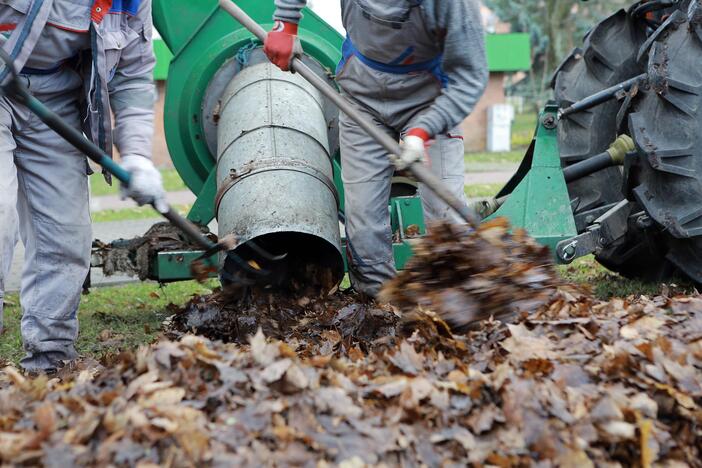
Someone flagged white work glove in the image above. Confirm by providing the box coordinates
[119,155,166,208]
[396,130,429,170]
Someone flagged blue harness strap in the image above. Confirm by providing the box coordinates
[336,37,449,88]
[20,64,62,75]
[109,0,141,16]
[20,55,80,76]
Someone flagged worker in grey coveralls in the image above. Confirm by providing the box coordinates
[0,0,164,373]
[265,0,488,296]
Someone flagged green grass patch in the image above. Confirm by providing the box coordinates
[1,280,217,364]
[512,112,538,149]
[556,256,695,300]
[465,183,503,198]
[92,204,192,223]
[162,169,188,193]
[90,168,187,198]
[465,150,524,166]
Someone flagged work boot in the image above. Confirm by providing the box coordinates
[20,351,68,376]
[22,367,59,379]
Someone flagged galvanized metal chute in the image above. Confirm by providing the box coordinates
[215,52,344,288]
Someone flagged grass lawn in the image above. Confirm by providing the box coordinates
[91,168,187,198]
[0,280,218,365]
[465,150,524,166]
[512,112,538,148]
[463,112,537,168]
[92,204,192,223]
[557,256,695,299]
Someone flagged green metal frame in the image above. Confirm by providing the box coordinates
[148,104,578,281]
[488,104,577,253]
[153,252,217,282]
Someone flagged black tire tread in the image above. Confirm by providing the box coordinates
[628,10,702,282]
[553,10,647,215]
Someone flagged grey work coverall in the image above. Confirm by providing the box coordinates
[275,0,489,296]
[0,0,156,371]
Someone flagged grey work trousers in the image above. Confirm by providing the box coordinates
[338,57,468,297]
[0,69,91,371]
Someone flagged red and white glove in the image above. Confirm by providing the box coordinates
[264,20,303,71]
[397,128,431,169]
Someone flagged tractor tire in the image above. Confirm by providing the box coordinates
[627,8,702,283]
[552,9,647,214]
[552,9,679,281]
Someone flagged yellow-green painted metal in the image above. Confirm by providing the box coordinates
[488,104,577,254]
[152,0,344,226]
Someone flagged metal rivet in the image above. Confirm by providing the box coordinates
[95,6,102,12]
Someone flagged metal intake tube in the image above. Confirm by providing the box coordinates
[215,60,343,289]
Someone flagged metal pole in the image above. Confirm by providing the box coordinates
[218,0,481,228]
[559,73,646,119]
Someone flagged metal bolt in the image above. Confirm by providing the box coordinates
[563,244,576,260]
[542,114,557,129]
[598,236,607,246]
[559,241,577,262]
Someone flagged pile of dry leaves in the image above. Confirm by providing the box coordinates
[1,222,701,465]
[1,287,701,465]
